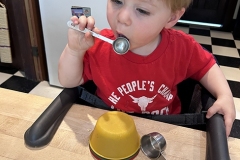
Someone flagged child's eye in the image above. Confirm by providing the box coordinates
[111,0,123,5]
[136,8,150,15]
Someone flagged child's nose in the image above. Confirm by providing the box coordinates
[117,7,132,26]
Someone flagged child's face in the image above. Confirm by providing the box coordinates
[107,0,173,52]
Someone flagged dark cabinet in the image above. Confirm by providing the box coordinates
[0,0,48,81]
[180,0,238,31]
[233,6,240,39]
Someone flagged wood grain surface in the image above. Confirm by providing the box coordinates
[0,88,239,160]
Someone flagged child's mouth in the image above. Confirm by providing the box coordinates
[118,34,129,41]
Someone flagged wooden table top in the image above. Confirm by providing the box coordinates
[0,88,240,160]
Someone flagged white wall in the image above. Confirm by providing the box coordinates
[39,0,109,87]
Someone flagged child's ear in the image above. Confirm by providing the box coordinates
[165,8,186,29]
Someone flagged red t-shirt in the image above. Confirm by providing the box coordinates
[83,28,216,115]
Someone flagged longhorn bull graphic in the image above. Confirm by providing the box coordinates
[129,94,157,111]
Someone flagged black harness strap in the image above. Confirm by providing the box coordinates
[78,86,112,111]
[77,86,207,125]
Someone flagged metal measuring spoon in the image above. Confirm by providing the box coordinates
[67,21,130,55]
[141,132,167,160]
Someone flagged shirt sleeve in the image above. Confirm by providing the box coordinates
[186,38,216,81]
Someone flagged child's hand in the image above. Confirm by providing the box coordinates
[68,16,100,53]
[206,95,236,137]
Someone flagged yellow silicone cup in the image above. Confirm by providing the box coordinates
[89,111,140,159]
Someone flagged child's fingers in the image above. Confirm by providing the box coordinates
[224,116,234,137]
[206,105,219,119]
[224,116,235,136]
[224,108,236,137]
[70,16,79,24]
[207,103,235,137]
[77,16,96,32]
[92,27,100,34]
[85,31,93,40]
[68,15,96,51]
[78,16,87,30]
[83,32,95,48]
[86,16,95,30]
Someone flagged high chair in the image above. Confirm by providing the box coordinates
[24,78,231,160]
[24,48,232,160]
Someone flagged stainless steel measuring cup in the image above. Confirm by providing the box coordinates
[67,21,130,55]
[141,132,167,160]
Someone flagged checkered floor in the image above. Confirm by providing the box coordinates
[173,25,240,120]
[0,25,240,137]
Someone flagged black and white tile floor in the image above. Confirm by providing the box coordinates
[174,25,240,120]
[0,25,240,120]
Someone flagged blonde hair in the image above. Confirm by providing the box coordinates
[164,0,192,12]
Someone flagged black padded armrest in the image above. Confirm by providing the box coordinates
[206,113,230,160]
[24,87,79,148]
[202,92,230,160]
